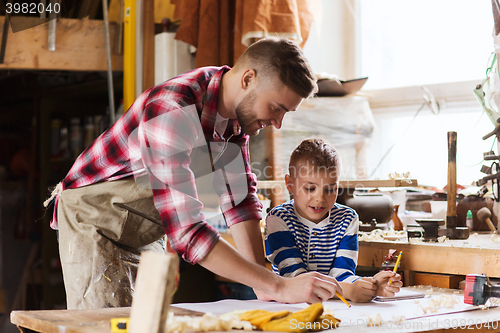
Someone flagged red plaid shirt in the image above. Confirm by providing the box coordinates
[52,66,263,264]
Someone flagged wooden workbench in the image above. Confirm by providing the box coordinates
[10,306,202,333]
[358,233,500,284]
[10,289,500,333]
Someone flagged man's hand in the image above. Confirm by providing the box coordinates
[255,272,342,304]
[373,270,402,297]
[200,232,341,305]
[341,278,377,303]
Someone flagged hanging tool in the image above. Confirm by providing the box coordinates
[438,131,469,239]
[115,0,124,54]
[464,274,500,306]
[102,0,116,124]
[47,0,57,51]
[477,207,498,233]
[0,6,10,63]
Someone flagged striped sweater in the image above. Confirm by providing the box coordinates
[264,200,360,283]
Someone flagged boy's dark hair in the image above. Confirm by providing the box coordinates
[289,138,341,177]
[236,37,318,98]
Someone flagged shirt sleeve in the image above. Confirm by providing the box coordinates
[264,213,307,277]
[329,214,361,283]
[139,101,219,264]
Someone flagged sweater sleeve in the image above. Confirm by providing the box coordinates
[264,214,307,277]
[329,214,361,283]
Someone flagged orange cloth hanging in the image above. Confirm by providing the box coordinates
[173,0,315,68]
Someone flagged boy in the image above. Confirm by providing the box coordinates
[265,138,402,303]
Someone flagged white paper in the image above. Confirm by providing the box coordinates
[172,292,483,330]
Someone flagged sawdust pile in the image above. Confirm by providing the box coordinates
[419,294,459,314]
[166,312,252,333]
[358,228,406,242]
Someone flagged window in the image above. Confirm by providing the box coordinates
[359,0,494,90]
[358,0,496,188]
[367,99,495,187]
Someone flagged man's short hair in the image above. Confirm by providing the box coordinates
[236,37,318,98]
[289,138,341,177]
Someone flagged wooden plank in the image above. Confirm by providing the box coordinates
[0,16,123,71]
[358,237,500,278]
[413,272,465,289]
[11,307,131,333]
[11,306,201,333]
[128,252,179,333]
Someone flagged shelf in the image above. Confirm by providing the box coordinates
[257,179,418,190]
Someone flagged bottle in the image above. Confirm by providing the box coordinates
[70,117,83,159]
[466,210,473,231]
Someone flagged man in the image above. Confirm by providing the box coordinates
[47,37,341,309]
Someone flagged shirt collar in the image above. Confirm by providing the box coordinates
[200,66,243,140]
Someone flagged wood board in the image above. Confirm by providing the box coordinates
[0,16,123,71]
[358,234,500,278]
[11,306,202,333]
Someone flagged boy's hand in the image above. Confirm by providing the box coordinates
[341,278,377,303]
[373,270,403,297]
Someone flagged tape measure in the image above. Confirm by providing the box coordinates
[110,318,129,332]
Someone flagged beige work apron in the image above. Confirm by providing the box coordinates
[57,178,166,309]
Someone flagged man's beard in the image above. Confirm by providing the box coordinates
[235,90,258,136]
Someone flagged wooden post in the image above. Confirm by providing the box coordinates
[142,0,155,91]
[123,0,136,110]
[128,251,179,333]
[446,131,457,229]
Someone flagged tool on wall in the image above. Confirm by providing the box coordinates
[103,0,116,124]
[477,207,498,233]
[464,274,500,306]
[47,0,58,51]
[438,131,469,239]
[0,4,10,63]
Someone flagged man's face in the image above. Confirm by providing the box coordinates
[285,162,339,223]
[235,83,303,136]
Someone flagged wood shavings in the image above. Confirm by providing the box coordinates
[486,297,500,306]
[437,236,447,243]
[322,306,336,317]
[388,172,412,184]
[165,312,253,333]
[366,313,384,326]
[418,294,459,314]
[359,228,407,242]
[491,233,500,242]
[391,315,405,323]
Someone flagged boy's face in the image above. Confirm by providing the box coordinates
[285,162,339,223]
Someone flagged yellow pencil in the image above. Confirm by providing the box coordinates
[390,251,403,284]
[336,291,351,308]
